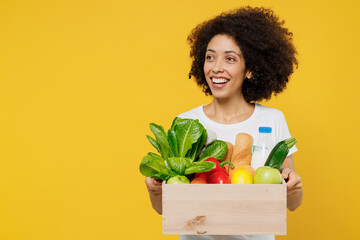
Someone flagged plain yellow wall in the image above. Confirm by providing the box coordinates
[1,0,359,239]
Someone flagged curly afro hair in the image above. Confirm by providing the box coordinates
[187,6,298,102]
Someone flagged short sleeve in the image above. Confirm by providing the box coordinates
[275,112,298,156]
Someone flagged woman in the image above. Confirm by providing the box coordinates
[145,6,303,240]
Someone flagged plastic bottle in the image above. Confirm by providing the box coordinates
[251,127,274,170]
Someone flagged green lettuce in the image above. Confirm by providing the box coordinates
[139,117,228,180]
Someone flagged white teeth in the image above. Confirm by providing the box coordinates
[212,78,229,83]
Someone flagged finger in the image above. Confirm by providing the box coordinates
[145,177,163,185]
[153,178,164,184]
[285,176,298,189]
[293,180,303,191]
[288,183,302,194]
[281,168,291,179]
[147,183,163,192]
[145,178,161,191]
[145,177,151,184]
[286,175,302,192]
[287,171,301,183]
[286,179,296,191]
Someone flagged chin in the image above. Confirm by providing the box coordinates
[212,91,231,100]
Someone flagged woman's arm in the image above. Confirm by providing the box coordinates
[281,155,303,211]
[145,177,163,215]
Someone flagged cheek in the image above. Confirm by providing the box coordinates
[231,66,245,79]
[203,62,211,75]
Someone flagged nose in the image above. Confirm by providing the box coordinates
[212,59,225,73]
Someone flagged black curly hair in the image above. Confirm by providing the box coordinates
[187,6,298,102]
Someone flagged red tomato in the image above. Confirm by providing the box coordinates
[194,172,208,181]
[207,172,231,184]
[190,177,207,184]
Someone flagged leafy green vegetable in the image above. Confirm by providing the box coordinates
[167,129,179,158]
[167,157,191,175]
[170,117,180,131]
[174,119,204,157]
[147,152,170,169]
[140,117,228,181]
[149,123,169,159]
[198,140,228,162]
[184,161,216,175]
[146,135,161,155]
[186,130,207,162]
[139,153,172,180]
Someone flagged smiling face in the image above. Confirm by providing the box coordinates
[204,34,251,100]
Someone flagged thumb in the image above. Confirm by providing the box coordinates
[281,168,291,179]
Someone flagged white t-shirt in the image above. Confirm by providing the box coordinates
[177,103,297,240]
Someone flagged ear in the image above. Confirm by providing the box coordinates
[245,70,252,79]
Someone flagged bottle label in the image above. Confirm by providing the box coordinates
[252,145,270,153]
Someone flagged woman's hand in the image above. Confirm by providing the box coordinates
[281,167,303,211]
[281,155,303,211]
[145,177,163,215]
[281,168,302,195]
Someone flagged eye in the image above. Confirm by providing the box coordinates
[205,55,214,60]
[226,56,236,62]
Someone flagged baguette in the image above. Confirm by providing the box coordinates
[229,133,254,178]
[231,133,253,166]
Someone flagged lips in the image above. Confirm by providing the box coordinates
[210,77,230,89]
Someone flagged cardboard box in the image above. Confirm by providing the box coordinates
[162,181,286,235]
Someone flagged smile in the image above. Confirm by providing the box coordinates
[210,77,230,88]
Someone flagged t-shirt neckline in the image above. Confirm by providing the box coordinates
[199,103,260,128]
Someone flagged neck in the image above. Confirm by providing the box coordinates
[204,96,255,124]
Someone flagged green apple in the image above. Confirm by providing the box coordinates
[166,175,190,184]
[254,166,282,184]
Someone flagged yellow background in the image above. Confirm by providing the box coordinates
[1,0,359,239]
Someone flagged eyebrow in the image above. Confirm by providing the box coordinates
[206,49,242,58]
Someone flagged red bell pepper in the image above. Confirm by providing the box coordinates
[194,157,234,181]
[207,171,231,184]
[205,157,234,176]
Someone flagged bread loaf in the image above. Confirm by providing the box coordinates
[231,133,253,166]
[229,133,255,178]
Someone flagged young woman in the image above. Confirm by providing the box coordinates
[145,6,303,240]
